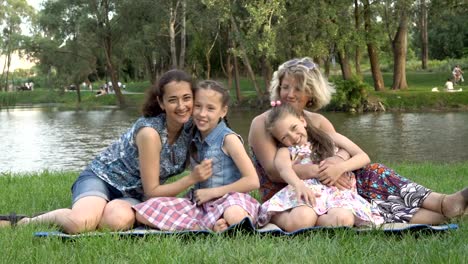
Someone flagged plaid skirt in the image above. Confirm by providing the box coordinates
[133,191,260,231]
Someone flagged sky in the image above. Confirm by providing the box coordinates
[27,0,43,10]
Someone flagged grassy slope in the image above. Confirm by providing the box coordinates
[1,163,467,263]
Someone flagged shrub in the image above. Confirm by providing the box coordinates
[327,77,370,112]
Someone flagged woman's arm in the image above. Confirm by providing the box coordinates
[318,132,370,184]
[248,113,283,181]
[137,127,212,199]
[194,134,259,204]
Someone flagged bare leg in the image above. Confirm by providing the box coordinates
[135,212,158,229]
[410,208,446,225]
[417,188,467,219]
[271,206,318,232]
[316,208,355,227]
[99,199,135,231]
[213,205,249,232]
[18,196,107,234]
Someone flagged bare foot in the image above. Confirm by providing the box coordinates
[0,220,11,227]
[442,188,468,218]
[213,218,229,232]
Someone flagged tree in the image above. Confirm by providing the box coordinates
[0,0,34,92]
[418,0,428,69]
[383,0,411,90]
[363,0,385,91]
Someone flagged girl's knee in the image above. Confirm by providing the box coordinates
[223,205,249,225]
[332,209,355,227]
[336,214,354,227]
[282,207,317,232]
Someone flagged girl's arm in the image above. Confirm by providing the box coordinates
[195,134,259,204]
[318,132,370,185]
[275,147,319,206]
[137,127,212,199]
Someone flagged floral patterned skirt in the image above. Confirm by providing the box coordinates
[355,163,432,223]
[258,178,384,227]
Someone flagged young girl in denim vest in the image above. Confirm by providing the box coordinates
[134,80,260,232]
[258,104,383,232]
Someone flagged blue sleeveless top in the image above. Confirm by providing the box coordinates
[89,114,193,200]
[191,121,242,190]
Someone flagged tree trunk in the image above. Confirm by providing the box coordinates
[226,53,233,92]
[230,15,261,98]
[101,0,125,106]
[145,55,157,85]
[261,55,272,94]
[169,2,178,69]
[354,0,362,78]
[324,57,330,78]
[75,82,81,103]
[232,41,242,102]
[420,0,428,70]
[391,8,409,90]
[178,0,186,69]
[363,0,385,91]
[338,49,353,80]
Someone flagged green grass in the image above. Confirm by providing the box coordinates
[1,163,467,263]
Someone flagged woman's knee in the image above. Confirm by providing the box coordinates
[99,200,135,230]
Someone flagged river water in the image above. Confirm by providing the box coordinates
[1,107,467,173]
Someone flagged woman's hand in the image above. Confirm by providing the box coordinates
[292,181,320,206]
[190,159,213,183]
[318,159,352,189]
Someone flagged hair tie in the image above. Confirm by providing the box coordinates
[270,100,282,107]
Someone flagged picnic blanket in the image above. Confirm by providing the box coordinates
[34,218,459,239]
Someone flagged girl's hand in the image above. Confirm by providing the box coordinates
[292,182,320,206]
[194,188,219,205]
[190,159,212,183]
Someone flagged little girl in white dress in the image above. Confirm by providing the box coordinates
[258,104,383,231]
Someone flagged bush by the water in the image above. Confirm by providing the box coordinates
[327,77,370,112]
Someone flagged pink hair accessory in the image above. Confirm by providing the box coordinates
[270,100,282,107]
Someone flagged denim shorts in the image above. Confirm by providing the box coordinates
[71,168,141,206]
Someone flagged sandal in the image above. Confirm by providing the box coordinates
[0,212,27,227]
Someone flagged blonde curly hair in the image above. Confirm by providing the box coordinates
[269,57,335,111]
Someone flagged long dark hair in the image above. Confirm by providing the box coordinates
[265,104,335,161]
[141,69,194,117]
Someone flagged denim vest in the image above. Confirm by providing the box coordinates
[191,121,241,190]
[89,115,192,200]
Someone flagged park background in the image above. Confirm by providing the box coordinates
[1,0,467,263]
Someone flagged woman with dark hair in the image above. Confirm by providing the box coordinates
[1,69,212,234]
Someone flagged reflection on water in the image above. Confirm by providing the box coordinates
[1,108,467,173]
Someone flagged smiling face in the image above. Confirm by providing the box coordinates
[193,88,227,139]
[158,81,193,129]
[269,112,308,147]
[279,73,311,112]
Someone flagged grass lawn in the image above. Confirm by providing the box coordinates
[1,163,467,263]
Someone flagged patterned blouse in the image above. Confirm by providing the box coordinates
[89,114,193,200]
